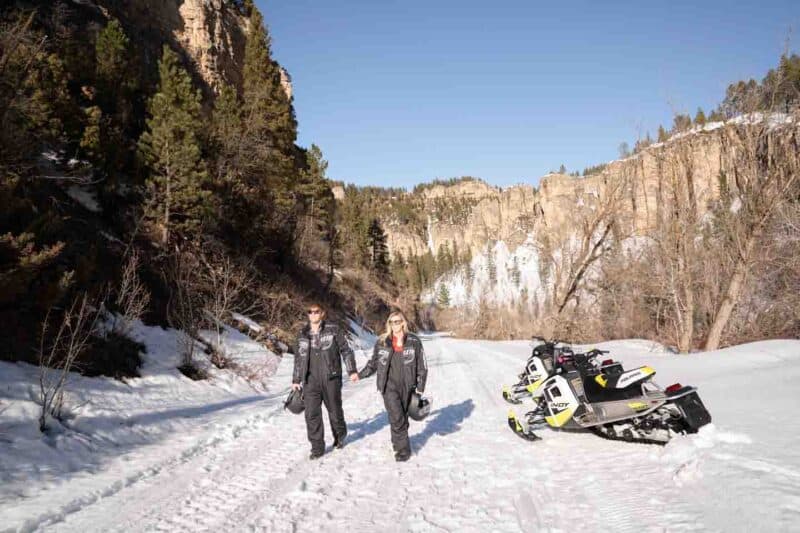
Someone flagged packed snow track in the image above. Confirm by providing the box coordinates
[3,337,800,532]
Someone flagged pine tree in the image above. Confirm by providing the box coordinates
[558,164,567,174]
[657,125,668,142]
[93,18,136,176]
[694,107,707,126]
[211,83,242,159]
[95,19,134,102]
[240,5,298,228]
[367,218,390,276]
[437,284,451,307]
[138,46,210,245]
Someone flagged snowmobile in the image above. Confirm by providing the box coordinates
[502,339,612,404]
[501,338,566,404]
[507,350,712,444]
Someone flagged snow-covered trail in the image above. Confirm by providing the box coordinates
[6,337,800,532]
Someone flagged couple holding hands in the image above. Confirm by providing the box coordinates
[290,303,428,462]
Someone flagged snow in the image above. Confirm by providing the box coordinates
[0,319,282,529]
[2,335,799,531]
[426,237,545,310]
[197,323,280,390]
[65,186,101,213]
[230,312,264,334]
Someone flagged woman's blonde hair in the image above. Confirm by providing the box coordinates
[380,310,408,341]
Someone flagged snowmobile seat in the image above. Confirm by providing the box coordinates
[583,376,648,403]
[594,366,655,390]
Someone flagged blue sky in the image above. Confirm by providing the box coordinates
[258,0,798,188]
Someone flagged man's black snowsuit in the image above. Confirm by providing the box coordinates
[358,333,428,458]
[293,321,357,454]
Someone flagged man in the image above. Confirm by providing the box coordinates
[292,302,359,459]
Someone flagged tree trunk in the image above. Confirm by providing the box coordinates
[163,167,171,246]
[703,225,762,351]
[678,284,694,353]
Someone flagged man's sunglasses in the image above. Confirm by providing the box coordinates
[307,309,322,315]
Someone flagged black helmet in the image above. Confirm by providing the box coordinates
[408,392,431,421]
[284,388,304,414]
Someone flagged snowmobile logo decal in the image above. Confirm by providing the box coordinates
[617,366,655,388]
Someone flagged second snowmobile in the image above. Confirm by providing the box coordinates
[501,338,572,404]
[507,349,712,444]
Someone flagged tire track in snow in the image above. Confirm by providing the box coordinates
[48,377,376,533]
[35,338,720,532]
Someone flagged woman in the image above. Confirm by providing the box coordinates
[358,310,428,462]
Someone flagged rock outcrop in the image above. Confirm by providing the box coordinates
[374,121,783,261]
[107,0,291,98]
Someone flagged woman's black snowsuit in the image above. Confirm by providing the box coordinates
[358,333,428,458]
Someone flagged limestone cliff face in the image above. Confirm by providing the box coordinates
[377,123,767,260]
[107,0,291,98]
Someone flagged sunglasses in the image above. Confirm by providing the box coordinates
[307,309,322,315]
[389,319,404,325]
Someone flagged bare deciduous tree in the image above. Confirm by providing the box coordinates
[38,293,99,432]
[199,251,262,365]
[540,172,629,319]
[108,250,150,336]
[165,251,203,371]
[702,111,800,350]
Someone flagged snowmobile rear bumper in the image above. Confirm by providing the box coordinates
[669,389,712,431]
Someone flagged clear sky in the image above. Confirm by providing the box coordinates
[258,0,798,189]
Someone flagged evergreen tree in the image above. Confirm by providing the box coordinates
[95,19,134,102]
[437,284,451,307]
[93,18,137,176]
[138,46,210,245]
[235,5,300,253]
[558,164,567,174]
[211,83,242,160]
[694,107,707,126]
[367,218,390,276]
[657,125,668,142]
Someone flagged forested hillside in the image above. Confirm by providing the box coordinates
[0,1,399,381]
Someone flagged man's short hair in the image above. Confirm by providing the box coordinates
[307,301,325,312]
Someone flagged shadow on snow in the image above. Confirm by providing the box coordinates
[345,399,475,454]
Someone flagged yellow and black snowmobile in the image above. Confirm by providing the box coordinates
[507,350,711,444]
[501,338,562,404]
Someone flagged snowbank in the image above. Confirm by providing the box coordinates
[0,319,281,509]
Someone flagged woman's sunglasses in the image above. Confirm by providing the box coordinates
[389,319,404,325]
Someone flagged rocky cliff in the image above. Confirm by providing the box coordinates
[379,121,745,262]
[100,0,291,98]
